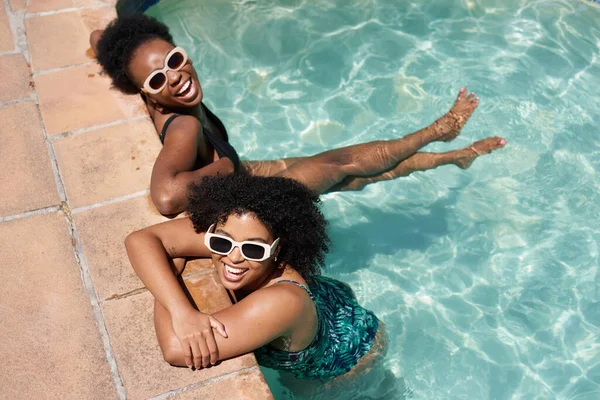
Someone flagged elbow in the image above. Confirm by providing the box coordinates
[124,230,143,254]
[152,189,185,216]
[162,346,186,367]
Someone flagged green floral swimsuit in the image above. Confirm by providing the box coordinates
[254,276,379,380]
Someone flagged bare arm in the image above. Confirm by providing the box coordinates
[125,218,227,368]
[150,115,234,215]
[210,285,310,361]
[163,284,311,366]
[125,217,211,315]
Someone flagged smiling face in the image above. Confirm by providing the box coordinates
[210,213,280,295]
[127,39,203,108]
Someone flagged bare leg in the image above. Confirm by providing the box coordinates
[242,157,305,177]
[277,88,480,193]
[244,88,478,180]
[331,136,507,192]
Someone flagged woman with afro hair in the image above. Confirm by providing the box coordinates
[125,173,388,392]
[91,14,506,216]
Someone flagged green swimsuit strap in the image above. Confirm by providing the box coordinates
[275,280,313,298]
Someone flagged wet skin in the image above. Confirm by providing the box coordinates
[91,31,507,216]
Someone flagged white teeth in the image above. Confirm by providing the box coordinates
[225,264,246,275]
[177,79,191,95]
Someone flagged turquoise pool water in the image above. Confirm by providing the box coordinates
[146,0,600,398]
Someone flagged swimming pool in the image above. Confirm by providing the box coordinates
[145,0,600,398]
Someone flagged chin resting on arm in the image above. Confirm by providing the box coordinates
[124,218,312,368]
[125,218,229,368]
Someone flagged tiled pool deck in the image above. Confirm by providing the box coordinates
[0,1,273,398]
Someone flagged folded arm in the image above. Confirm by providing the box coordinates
[125,218,309,368]
[150,116,234,216]
[125,218,229,368]
[161,284,310,367]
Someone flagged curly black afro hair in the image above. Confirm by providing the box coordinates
[188,174,330,279]
[96,14,174,94]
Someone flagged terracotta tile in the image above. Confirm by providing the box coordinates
[0,54,32,102]
[9,0,26,12]
[175,369,273,400]
[182,258,215,278]
[27,0,95,13]
[80,7,149,117]
[80,5,116,33]
[185,272,233,313]
[35,63,136,135]
[102,291,257,400]
[74,195,167,301]
[112,89,150,118]
[0,3,13,52]
[0,101,59,216]
[53,118,161,208]
[26,12,91,72]
[0,212,117,399]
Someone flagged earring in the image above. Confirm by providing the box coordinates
[274,256,278,262]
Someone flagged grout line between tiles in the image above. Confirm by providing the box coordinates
[103,286,148,303]
[24,33,128,400]
[59,203,128,399]
[70,189,151,214]
[25,4,111,18]
[0,49,19,56]
[2,0,24,57]
[0,95,35,107]
[50,115,150,141]
[33,61,96,76]
[182,269,216,281]
[101,267,216,304]
[8,3,270,397]
[0,205,61,223]
[147,366,261,400]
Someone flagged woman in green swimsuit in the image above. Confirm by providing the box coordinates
[125,172,388,393]
[91,14,506,216]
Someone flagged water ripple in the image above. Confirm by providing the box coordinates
[147,0,600,398]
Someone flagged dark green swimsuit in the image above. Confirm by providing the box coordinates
[254,276,379,380]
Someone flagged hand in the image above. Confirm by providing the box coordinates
[171,308,228,369]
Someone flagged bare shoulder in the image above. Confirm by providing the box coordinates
[219,281,312,322]
[162,114,201,136]
[209,279,315,360]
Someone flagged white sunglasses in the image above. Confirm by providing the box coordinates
[204,224,280,262]
[141,46,189,94]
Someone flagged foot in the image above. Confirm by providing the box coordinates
[454,136,507,169]
[434,87,480,142]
